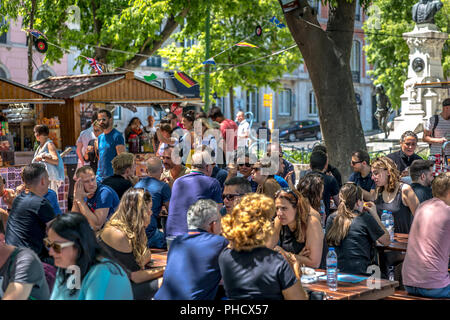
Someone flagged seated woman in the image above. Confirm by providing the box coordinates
[325,183,390,276]
[99,188,163,300]
[219,193,308,300]
[267,189,324,269]
[48,212,133,300]
[251,159,281,199]
[371,156,419,234]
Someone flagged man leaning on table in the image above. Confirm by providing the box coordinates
[401,172,450,299]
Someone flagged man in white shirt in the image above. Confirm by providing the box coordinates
[236,111,250,148]
[76,112,97,169]
[423,98,450,157]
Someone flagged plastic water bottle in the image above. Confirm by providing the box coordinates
[326,247,338,291]
[388,211,395,242]
[388,266,395,281]
[319,200,326,228]
[381,210,390,232]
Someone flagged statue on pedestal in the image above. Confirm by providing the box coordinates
[412,0,443,24]
[374,84,393,138]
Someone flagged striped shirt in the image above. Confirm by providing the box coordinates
[424,114,450,156]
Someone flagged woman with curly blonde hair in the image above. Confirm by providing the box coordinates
[266,189,324,269]
[219,193,308,300]
[325,183,390,275]
[371,156,419,234]
[98,188,163,300]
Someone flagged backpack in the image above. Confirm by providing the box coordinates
[428,114,439,148]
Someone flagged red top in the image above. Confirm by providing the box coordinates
[220,119,238,153]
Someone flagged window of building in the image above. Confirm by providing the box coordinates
[278,88,291,116]
[351,40,361,83]
[146,56,162,68]
[246,88,259,122]
[309,90,318,115]
[0,67,7,79]
[36,69,53,80]
[308,0,320,15]
[355,0,361,21]
[0,17,7,44]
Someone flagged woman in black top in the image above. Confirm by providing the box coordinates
[267,189,324,268]
[99,188,163,300]
[326,183,390,275]
[371,157,419,234]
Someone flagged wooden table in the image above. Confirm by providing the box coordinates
[377,233,408,252]
[150,250,168,269]
[303,270,399,300]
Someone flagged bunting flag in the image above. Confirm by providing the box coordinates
[174,71,197,88]
[236,42,259,48]
[202,58,216,65]
[144,73,157,82]
[25,29,48,39]
[86,57,103,74]
[269,16,286,29]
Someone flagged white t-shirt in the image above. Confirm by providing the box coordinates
[237,120,250,147]
[76,126,96,167]
[425,114,450,156]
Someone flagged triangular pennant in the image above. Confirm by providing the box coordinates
[236,42,259,48]
[202,58,216,65]
[269,16,286,28]
[144,73,157,82]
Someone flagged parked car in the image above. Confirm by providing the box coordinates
[279,120,322,142]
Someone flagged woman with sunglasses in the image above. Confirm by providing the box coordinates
[325,183,390,275]
[99,188,164,300]
[48,212,133,300]
[219,193,308,300]
[267,188,324,269]
[252,159,281,199]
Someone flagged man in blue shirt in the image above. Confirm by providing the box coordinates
[96,109,126,181]
[166,148,223,239]
[134,156,171,249]
[154,199,228,300]
[72,166,119,231]
[348,150,376,201]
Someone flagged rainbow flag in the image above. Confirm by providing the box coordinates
[174,71,197,88]
[236,42,259,48]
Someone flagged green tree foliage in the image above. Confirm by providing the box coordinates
[158,0,302,105]
[0,0,211,71]
[364,0,450,109]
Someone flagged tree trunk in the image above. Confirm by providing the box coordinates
[27,0,36,84]
[229,86,235,120]
[281,0,367,180]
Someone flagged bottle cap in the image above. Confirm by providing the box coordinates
[329,247,335,251]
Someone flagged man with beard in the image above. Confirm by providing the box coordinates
[409,160,435,203]
[96,109,126,182]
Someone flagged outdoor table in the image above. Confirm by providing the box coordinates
[303,270,399,300]
[377,233,408,253]
[149,250,168,272]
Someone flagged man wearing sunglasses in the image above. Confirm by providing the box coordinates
[0,220,50,300]
[349,150,377,201]
[222,177,252,215]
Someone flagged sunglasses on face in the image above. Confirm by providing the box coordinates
[44,238,75,254]
[238,163,252,168]
[222,193,244,201]
[351,160,363,165]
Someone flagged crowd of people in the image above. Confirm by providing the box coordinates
[0,99,449,300]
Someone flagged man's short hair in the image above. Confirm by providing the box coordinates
[112,152,135,175]
[352,150,370,165]
[191,146,214,169]
[21,163,47,186]
[207,106,224,120]
[98,109,112,119]
[224,177,252,194]
[146,156,163,174]
[187,199,219,230]
[410,159,434,182]
[310,150,327,171]
[442,98,450,107]
[33,124,49,136]
[432,172,450,198]
[400,131,418,143]
[312,144,327,154]
[75,165,95,178]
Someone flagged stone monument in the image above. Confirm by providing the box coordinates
[372,0,448,142]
